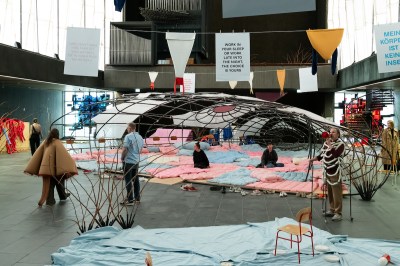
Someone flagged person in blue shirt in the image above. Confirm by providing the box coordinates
[120,123,144,205]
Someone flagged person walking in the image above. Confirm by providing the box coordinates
[29,118,42,155]
[24,128,77,207]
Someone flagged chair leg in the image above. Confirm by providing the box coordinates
[311,235,315,257]
[274,232,279,256]
[290,234,293,248]
[297,236,300,263]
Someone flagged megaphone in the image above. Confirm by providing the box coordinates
[321,131,330,139]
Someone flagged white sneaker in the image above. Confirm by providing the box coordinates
[241,190,248,196]
[331,214,342,221]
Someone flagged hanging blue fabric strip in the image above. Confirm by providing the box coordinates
[114,0,126,12]
[312,48,318,75]
[331,48,338,75]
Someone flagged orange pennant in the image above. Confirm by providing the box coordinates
[306,28,344,60]
[277,69,286,96]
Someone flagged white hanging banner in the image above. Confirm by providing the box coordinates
[298,67,318,93]
[64,27,101,77]
[148,72,158,90]
[249,71,254,94]
[229,80,237,89]
[166,32,196,94]
[375,22,400,74]
[182,73,196,94]
[215,33,250,81]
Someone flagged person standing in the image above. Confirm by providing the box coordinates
[193,142,210,169]
[120,123,144,205]
[29,118,42,155]
[381,120,398,170]
[24,128,77,207]
[310,127,345,221]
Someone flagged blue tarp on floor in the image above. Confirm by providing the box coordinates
[52,218,400,265]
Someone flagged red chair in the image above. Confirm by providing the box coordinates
[274,207,314,263]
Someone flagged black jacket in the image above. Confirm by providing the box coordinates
[261,149,278,166]
[193,149,210,169]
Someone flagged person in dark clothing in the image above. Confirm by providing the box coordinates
[193,142,210,169]
[29,118,42,155]
[257,142,284,168]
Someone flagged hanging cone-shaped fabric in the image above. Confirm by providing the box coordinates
[248,72,254,94]
[306,29,344,60]
[229,81,237,89]
[277,69,286,96]
[166,32,196,94]
[148,72,158,90]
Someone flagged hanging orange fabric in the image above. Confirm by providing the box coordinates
[276,69,286,96]
[306,29,344,60]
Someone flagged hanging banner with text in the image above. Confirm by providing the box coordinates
[215,33,250,81]
[182,73,196,93]
[64,27,101,77]
[375,22,400,74]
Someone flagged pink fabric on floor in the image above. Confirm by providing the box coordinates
[250,168,283,182]
[97,155,121,163]
[88,150,105,155]
[146,165,207,179]
[159,145,178,155]
[180,164,240,180]
[71,153,94,161]
[245,151,263,157]
[169,156,193,165]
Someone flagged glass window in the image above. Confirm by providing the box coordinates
[328,0,399,69]
[0,0,122,69]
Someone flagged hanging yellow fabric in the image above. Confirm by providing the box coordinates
[306,29,344,60]
[277,69,286,96]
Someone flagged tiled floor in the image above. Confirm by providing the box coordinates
[1,152,400,265]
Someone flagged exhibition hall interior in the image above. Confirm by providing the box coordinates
[1,0,400,265]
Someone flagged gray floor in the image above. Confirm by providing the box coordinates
[1,152,400,265]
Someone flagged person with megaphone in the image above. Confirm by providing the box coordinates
[310,127,345,221]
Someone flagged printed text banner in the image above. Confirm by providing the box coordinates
[215,33,250,81]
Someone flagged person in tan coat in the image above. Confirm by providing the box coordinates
[24,128,78,207]
[381,120,399,170]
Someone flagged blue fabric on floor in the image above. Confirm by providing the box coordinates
[235,157,260,167]
[208,168,257,186]
[276,171,312,181]
[205,150,249,163]
[240,144,264,152]
[51,218,400,266]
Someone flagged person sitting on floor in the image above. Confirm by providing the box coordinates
[193,142,210,169]
[257,142,284,168]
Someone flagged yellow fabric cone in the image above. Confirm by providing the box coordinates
[306,28,344,60]
[277,69,286,96]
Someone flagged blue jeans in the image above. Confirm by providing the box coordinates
[124,163,140,202]
[266,162,284,168]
